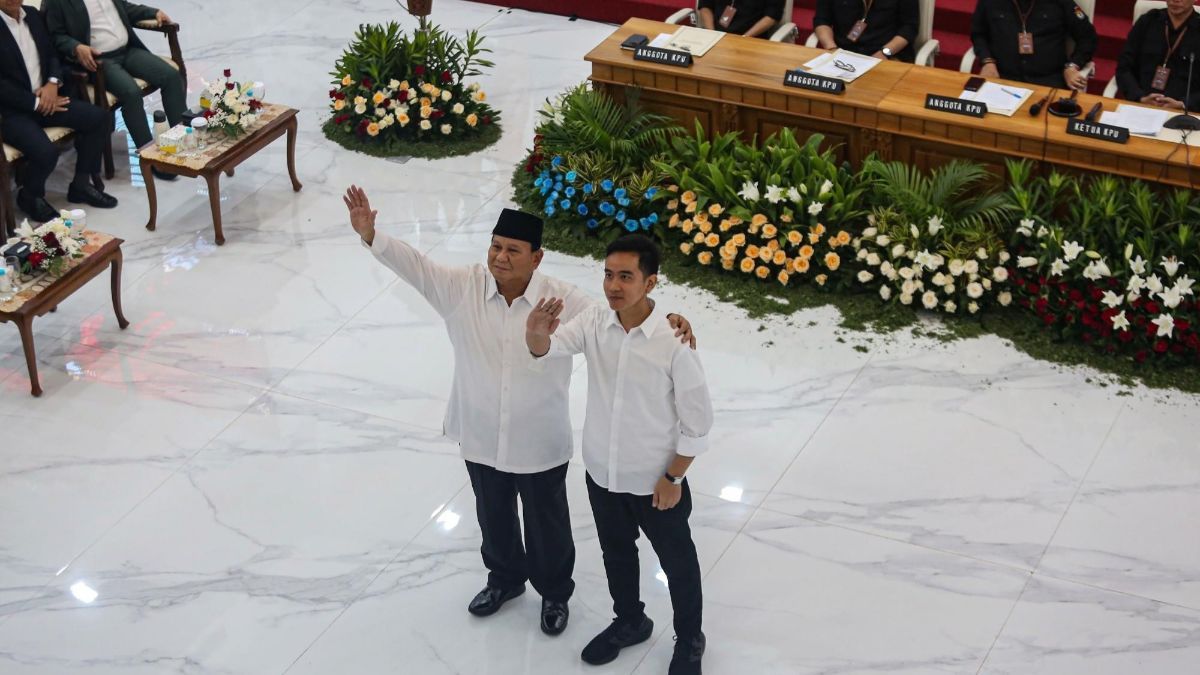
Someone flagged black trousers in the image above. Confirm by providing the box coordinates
[1,101,107,198]
[465,460,575,602]
[586,472,703,639]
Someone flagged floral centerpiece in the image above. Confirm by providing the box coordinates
[199,68,264,138]
[325,21,500,158]
[7,216,87,277]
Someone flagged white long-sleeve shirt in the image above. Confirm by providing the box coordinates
[369,231,593,473]
[538,302,713,496]
[82,0,130,53]
[1,8,42,97]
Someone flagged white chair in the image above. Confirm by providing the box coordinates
[1103,1,1200,98]
[666,0,799,43]
[960,0,1095,76]
[803,0,939,66]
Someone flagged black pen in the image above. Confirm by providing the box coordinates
[1085,101,1103,122]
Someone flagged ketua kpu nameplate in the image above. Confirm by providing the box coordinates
[1066,119,1130,144]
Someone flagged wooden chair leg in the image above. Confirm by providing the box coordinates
[103,131,116,180]
[0,161,15,238]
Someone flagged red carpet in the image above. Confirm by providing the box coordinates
[472,0,1137,93]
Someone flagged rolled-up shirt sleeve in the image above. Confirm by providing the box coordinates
[670,346,713,457]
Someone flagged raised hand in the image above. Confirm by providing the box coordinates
[343,185,377,245]
[526,297,564,337]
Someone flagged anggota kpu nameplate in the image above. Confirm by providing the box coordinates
[633,45,693,67]
[924,94,987,118]
[1066,118,1130,144]
[783,70,845,94]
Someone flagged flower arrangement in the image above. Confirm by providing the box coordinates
[533,156,662,236]
[325,21,499,157]
[8,216,86,277]
[199,68,264,138]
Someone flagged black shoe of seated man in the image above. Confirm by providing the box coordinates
[467,584,524,617]
[581,616,654,666]
[541,598,569,636]
[668,632,706,675]
[152,167,178,182]
[67,182,118,209]
[16,190,59,223]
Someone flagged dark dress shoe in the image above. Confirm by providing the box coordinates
[668,632,706,675]
[540,599,569,636]
[152,167,178,181]
[16,190,59,223]
[467,584,524,617]
[581,615,653,666]
[67,182,118,209]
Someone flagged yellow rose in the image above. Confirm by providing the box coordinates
[473,91,487,102]
[399,80,410,90]
[333,99,346,111]
[773,250,787,265]
[758,248,772,263]
[420,106,432,119]
[762,224,778,239]
[669,213,681,228]
[396,112,410,126]
[787,230,803,245]
[373,91,386,105]
[681,190,697,205]
[837,230,852,245]
[749,223,760,235]
[354,96,367,106]
[718,219,731,232]
[698,220,712,234]
[721,259,735,271]
[767,240,780,251]
[732,233,746,246]
[751,214,768,227]
[667,199,679,210]
[808,232,820,244]
[799,245,814,259]
[781,213,793,223]
[728,215,744,226]
[668,184,680,193]
[740,258,755,273]
[694,212,709,224]
[680,242,693,255]
[720,245,737,260]
[746,245,760,259]
[793,257,811,273]
[755,266,770,279]
[827,236,840,249]
[466,113,478,127]
[685,202,697,214]
[681,220,694,234]
[705,233,720,247]
[693,232,705,244]
[824,252,841,271]
[366,122,380,137]
[708,203,724,217]
[816,274,828,286]
[341,75,352,86]
[777,270,790,286]
[697,251,714,265]
[420,97,432,107]
[811,223,826,237]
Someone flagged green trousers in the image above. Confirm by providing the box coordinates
[99,47,186,147]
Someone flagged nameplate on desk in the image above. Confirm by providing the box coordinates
[1066,119,1130,144]
[924,94,987,118]
[783,70,845,95]
[633,46,692,68]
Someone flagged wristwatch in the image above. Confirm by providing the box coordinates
[881,47,894,59]
[664,472,685,486]
[48,77,60,85]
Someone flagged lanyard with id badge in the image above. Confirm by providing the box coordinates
[1011,0,1037,55]
[847,0,874,43]
[1153,20,1190,91]
[718,0,738,29]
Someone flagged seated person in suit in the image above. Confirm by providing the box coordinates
[42,0,184,160]
[697,0,786,39]
[971,0,1097,90]
[1116,0,1200,111]
[1,0,116,223]
[813,0,920,62]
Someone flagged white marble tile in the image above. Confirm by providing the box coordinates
[652,509,1029,675]
[286,462,755,675]
[0,392,470,674]
[980,574,1200,674]
[1037,396,1200,610]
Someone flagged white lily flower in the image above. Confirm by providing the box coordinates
[1061,240,1083,261]
[1124,243,1134,260]
[738,181,761,201]
[1146,274,1164,293]
[1130,255,1148,275]
[808,202,824,216]
[1159,286,1184,309]
[1162,256,1182,277]
[927,215,943,235]
[1101,291,1123,308]
[1017,256,1038,268]
[786,186,802,203]
[799,183,808,194]
[1082,260,1111,281]
[1017,218,1035,236]
[1152,313,1175,338]
[910,224,920,238]
[976,247,988,260]
[1111,311,1130,331]
[889,242,903,257]
[857,248,869,261]
[765,185,785,204]
[862,227,878,238]
[1049,259,1067,276]
[1174,275,1195,295]
[1127,275,1145,293]
[1036,225,1049,238]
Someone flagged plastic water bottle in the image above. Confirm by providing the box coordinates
[0,267,11,302]
[183,127,196,156]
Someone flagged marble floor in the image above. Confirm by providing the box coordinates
[1,1,1198,673]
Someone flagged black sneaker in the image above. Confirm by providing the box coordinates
[581,615,653,666]
[668,632,706,675]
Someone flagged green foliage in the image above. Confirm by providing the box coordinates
[535,85,681,168]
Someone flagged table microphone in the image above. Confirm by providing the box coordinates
[1048,88,1082,118]
[1030,90,1055,116]
[1164,53,1200,131]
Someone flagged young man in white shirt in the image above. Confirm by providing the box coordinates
[526,234,712,675]
[344,187,695,638]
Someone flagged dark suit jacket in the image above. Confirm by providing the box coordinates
[0,6,65,115]
[42,0,159,60]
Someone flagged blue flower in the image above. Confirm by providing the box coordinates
[647,212,659,223]
[583,183,594,195]
[554,181,564,191]
[587,218,599,229]
[576,204,589,216]
[614,187,627,200]
[601,179,614,193]
[534,177,544,188]
[560,198,571,210]
[545,205,556,216]
[565,186,576,197]
[624,220,638,232]
[645,187,658,199]
[599,201,615,216]
[565,170,578,182]
[550,191,559,200]
[616,210,626,223]
[617,197,630,207]
[641,218,652,231]
[551,156,563,167]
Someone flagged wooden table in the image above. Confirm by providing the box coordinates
[589,19,1200,189]
[138,103,303,245]
[0,231,129,397]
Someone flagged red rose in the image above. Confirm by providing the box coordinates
[329,89,338,99]
[226,82,235,90]
[223,68,232,77]
[335,114,349,124]
[1176,319,1191,332]
[1117,330,1133,343]
[362,78,372,89]
[1134,350,1149,363]
[483,115,492,124]
[440,70,452,83]
[1154,339,1169,353]
[1026,282,1040,294]
[1144,301,1160,314]
[398,90,410,103]
[431,110,444,120]
[203,110,214,119]
[27,251,45,269]
[414,65,426,77]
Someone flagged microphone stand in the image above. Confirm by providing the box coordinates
[1164,53,1200,130]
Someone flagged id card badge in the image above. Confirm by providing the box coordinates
[1018,32,1034,55]
[718,5,737,28]
[846,20,868,43]
[1152,65,1171,91]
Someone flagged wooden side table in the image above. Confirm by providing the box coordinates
[0,232,129,397]
[138,104,303,245]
